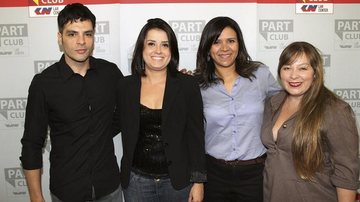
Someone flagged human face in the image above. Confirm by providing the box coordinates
[57,19,94,67]
[280,54,315,99]
[142,29,171,73]
[210,27,239,70]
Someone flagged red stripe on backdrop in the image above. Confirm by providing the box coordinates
[257,0,360,3]
[0,0,359,7]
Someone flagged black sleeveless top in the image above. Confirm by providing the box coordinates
[132,104,169,177]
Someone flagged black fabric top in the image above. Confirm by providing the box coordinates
[132,104,169,177]
[20,55,123,201]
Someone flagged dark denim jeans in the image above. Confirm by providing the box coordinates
[123,171,191,202]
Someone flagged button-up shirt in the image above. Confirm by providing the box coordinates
[261,91,359,202]
[20,55,123,201]
[201,66,280,160]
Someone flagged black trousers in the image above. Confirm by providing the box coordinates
[204,155,264,202]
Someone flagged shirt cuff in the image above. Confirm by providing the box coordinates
[190,171,207,183]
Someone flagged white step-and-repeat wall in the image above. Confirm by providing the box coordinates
[0,0,359,201]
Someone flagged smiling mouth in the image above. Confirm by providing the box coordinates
[218,54,232,59]
[289,82,301,87]
[151,56,164,60]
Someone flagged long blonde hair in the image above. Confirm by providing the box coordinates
[278,42,337,180]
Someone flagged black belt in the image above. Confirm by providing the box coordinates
[207,154,267,166]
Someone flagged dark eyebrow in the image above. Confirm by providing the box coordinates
[65,30,77,34]
[65,29,94,34]
[145,40,169,43]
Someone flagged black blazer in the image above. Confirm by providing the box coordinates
[115,72,206,190]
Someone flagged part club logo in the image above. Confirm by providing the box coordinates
[169,20,206,69]
[0,24,29,56]
[334,88,360,117]
[335,20,360,49]
[4,167,28,197]
[29,0,64,6]
[169,20,205,52]
[34,60,57,74]
[94,21,111,55]
[0,98,27,129]
[259,20,293,51]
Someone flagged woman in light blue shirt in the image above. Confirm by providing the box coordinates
[194,16,280,202]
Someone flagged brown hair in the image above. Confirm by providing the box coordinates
[278,41,337,180]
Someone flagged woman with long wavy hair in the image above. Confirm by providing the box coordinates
[261,41,359,202]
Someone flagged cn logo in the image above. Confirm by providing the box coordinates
[34,7,52,15]
[301,5,318,12]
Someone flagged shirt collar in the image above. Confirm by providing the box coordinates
[58,55,97,80]
[270,90,287,112]
[211,74,241,95]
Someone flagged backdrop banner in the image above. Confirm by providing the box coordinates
[0,1,359,201]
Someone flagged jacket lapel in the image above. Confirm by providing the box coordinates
[128,76,141,141]
[162,73,180,124]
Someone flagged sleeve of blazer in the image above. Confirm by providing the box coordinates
[185,76,207,182]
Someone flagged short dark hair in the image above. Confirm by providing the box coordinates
[57,3,96,33]
[195,16,262,88]
[131,18,179,77]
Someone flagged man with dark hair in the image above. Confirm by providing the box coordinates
[20,3,123,202]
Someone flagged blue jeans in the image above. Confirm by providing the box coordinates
[123,171,191,202]
[51,185,123,202]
